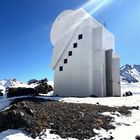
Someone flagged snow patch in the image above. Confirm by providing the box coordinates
[94,110,140,140]
[0,129,33,140]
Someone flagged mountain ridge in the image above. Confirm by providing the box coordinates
[0,64,140,93]
[120,64,140,83]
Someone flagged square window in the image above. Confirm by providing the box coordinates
[68,51,72,56]
[73,43,77,48]
[59,66,63,71]
[78,34,83,40]
[64,59,68,64]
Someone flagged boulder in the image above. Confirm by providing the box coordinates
[35,78,53,94]
[7,87,38,98]
[0,91,3,96]
[123,91,133,97]
[135,135,140,140]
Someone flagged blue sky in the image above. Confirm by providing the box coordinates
[0,0,140,82]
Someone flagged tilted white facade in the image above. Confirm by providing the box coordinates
[51,8,121,97]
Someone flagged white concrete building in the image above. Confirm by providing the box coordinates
[50,8,121,97]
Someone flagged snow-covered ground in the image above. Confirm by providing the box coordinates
[0,81,140,140]
[1,95,140,140]
[121,81,140,95]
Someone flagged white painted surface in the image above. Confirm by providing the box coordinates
[112,54,121,96]
[51,8,120,97]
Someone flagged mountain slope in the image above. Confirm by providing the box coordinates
[120,64,140,83]
[0,79,22,90]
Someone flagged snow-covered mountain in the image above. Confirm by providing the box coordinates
[120,64,140,83]
[0,79,22,91]
[0,79,39,96]
[0,79,23,98]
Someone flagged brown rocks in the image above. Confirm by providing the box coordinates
[7,78,53,98]
[7,87,38,98]
[0,97,134,140]
[35,78,53,94]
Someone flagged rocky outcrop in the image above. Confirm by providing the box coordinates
[0,97,135,139]
[35,78,53,94]
[123,91,133,97]
[6,78,53,98]
[0,90,3,96]
[7,88,38,98]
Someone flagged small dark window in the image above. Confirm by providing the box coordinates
[73,43,77,48]
[64,59,68,64]
[78,34,83,40]
[68,51,72,56]
[59,66,63,71]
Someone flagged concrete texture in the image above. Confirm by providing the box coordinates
[51,8,121,97]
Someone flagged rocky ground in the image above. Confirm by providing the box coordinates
[0,97,138,140]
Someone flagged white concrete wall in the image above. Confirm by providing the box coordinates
[91,27,106,96]
[103,28,115,51]
[54,20,92,96]
[112,54,121,97]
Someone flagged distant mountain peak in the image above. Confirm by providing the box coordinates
[121,64,140,83]
[0,79,22,89]
[120,64,132,70]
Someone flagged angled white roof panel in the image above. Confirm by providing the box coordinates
[50,8,102,46]
[50,8,110,69]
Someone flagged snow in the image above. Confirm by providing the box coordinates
[0,98,11,111]
[1,94,140,140]
[0,96,31,111]
[0,81,140,140]
[0,129,78,140]
[47,81,54,88]
[121,81,140,94]
[120,64,140,83]
[94,110,140,140]
[36,129,77,140]
[0,130,33,140]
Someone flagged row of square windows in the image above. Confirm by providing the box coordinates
[59,34,83,71]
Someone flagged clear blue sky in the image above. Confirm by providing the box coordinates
[0,0,140,82]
